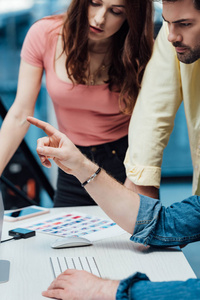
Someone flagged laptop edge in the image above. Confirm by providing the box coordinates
[0,189,10,283]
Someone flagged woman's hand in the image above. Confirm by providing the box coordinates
[42,269,119,300]
[27,116,86,176]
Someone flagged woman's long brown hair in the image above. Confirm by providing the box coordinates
[55,0,154,114]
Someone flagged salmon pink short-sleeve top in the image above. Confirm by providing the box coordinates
[21,18,130,146]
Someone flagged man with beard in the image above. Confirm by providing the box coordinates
[125,0,200,200]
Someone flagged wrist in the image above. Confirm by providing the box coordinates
[81,167,101,187]
[95,279,119,300]
[73,157,99,184]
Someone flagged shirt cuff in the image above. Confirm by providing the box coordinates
[124,158,161,188]
[116,272,150,299]
[130,194,162,246]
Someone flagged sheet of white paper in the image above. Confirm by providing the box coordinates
[21,211,125,242]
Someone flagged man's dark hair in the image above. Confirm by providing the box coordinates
[159,0,200,10]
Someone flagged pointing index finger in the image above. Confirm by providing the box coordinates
[27,116,57,136]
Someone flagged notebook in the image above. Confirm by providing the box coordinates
[50,256,101,279]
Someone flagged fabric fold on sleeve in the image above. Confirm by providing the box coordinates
[131,195,200,247]
[116,272,150,300]
[124,149,161,188]
[130,194,162,246]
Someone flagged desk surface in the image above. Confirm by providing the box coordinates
[0,206,196,300]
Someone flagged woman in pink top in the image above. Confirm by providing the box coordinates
[0,0,153,207]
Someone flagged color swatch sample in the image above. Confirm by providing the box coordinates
[22,211,125,241]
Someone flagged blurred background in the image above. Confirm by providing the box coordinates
[0,0,198,277]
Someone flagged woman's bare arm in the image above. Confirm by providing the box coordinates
[0,60,43,175]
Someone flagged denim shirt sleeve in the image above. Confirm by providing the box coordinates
[116,272,150,300]
[116,272,200,300]
[131,194,200,247]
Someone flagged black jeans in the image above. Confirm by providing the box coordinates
[53,135,128,207]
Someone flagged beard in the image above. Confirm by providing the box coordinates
[173,42,200,64]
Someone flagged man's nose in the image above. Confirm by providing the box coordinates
[167,25,182,43]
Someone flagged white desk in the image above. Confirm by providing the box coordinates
[0,206,196,300]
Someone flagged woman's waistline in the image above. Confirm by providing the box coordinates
[76,135,128,154]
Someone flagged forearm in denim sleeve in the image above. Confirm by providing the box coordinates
[130,194,162,245]
[116,272,150,299]
[116,274,200,300]
[131,195,200,247]
[149,195,200,246]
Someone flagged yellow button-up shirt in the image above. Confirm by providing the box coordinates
[124,22,200,195]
